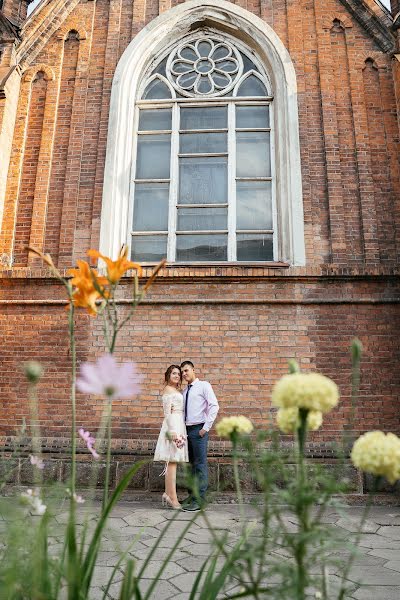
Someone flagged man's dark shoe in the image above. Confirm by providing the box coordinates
[182,500,201,512]
[181,495,192,507]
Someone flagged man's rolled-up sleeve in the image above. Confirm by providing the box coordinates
[203,383,219,432]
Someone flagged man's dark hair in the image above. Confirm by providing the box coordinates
[180,360,194,370]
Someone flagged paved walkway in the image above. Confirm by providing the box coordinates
[52,502,400,599]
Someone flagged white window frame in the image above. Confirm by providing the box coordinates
[100,0,305,266]
[128,37,276,263]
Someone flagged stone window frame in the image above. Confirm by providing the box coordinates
[100,0,305,266]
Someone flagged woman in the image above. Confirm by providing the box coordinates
[154,365,188,509]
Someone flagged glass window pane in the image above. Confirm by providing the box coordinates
[133,183,169,231]
[180,132,227,154]
[236,132,271,177]
[197,40,213,58]
[237,75,268,97]
[215,59,238,74]
[136,134,171,179]
[197,76,213,94]
[176,234,227,261]
[154,57,167,77]
[180,47,197,61]
[241,53,258,74]
[138,109,172,131]
[236,181,272,230]
[179,156,227,204]
[180,106,227,130]
[236,105,270,129]
[213,46,230,61]
[237,233,273,261]
[177,207,227,231]
[142,78,172,99]
[131,235,167,262]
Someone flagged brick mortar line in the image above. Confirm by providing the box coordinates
[0,298,398,305]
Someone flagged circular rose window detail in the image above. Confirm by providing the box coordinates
[167,37,243,97]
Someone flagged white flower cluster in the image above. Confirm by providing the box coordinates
[272,373,339,414]
[216,416,254,439]
[276,407,323,434]
[351,431,400,485]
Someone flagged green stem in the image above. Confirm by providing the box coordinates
[102,310,111,352]
[28,382,42,487]
[337,476,379,600]
[102,397,113,511]
[68,303,77,496]
[232,436,245,522]
[109,286,119,354]
[295,409,309,600]
[350,339,362,429]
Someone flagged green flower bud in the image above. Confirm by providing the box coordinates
[23,361,43,384]
[351,338,363,364]
[287,359,300,374]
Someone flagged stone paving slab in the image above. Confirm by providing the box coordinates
[351,585,400,600]
[4,499,400,598]
[87,502,400,599]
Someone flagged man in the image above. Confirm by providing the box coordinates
[180,360,219,512]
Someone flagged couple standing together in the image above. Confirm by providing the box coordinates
[154,361,219,512]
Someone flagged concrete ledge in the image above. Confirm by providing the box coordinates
[1,454,393,499]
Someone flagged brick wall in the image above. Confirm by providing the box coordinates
[0,269,399,440]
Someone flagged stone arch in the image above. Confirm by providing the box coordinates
[23,64,55,83]
[359,53,388,71]
[100,0,305,266]
[57,22,87,41]
[321,14,353,30]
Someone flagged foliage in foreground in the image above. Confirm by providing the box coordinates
[0,246,399,599]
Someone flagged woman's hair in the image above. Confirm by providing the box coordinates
[164,364,182,384]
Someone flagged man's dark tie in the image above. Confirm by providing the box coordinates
[184,384,192,422]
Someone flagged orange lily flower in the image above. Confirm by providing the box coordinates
[87,246,142,284]
[67,260,109,316]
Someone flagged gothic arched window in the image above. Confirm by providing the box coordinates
[129,32,275,263]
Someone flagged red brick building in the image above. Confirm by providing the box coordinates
[0,0,399,495]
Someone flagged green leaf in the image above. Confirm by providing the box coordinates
[188,556,212,600]
[102,530,145,600]
[140,512,200,600]
[81,460,148,594]
[118,559,135,600]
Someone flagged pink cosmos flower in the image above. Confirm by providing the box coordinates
[73,493,85,504]
[66,488,85,503]
[76,354,142,399]
[78,427,100,459]
[30,455,45,470]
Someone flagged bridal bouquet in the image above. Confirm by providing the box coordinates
[174,434,186,449]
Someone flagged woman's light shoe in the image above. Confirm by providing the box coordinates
[162,493,181,510]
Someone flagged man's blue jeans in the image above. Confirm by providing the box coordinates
[186,423,208,500]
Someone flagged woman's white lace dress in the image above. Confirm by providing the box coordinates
[154,392,189,464]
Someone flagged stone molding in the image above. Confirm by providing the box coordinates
[339,0,395,52]
[100,0,305,266]
[0,264,399,280]
[18,0,82,68]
